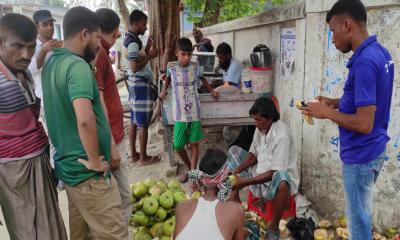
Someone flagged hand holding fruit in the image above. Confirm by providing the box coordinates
[231,174,247,190]
[300,101,330,119]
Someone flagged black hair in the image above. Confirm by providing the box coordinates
[63,6,101,40]
[129,9,148,24]
[216,42,232,55]
[326,0,367,23]
[95,8,120,34]
[0,13,37,42]
[177,37,193,52]
[249,97,280,122]
[199,149,227,175]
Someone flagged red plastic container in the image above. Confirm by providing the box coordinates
[247,191,296,222]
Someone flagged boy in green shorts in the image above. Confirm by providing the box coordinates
[159,37,219,184]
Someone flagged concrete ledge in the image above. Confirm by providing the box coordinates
[186,0,305,36]
[186,0,400,37]
[306,0,400,13]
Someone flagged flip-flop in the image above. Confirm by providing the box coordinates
[138,155,161,166]
[129,153,140,163]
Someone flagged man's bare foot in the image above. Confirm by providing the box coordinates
[138,155,161,166]
[129,152,140,163]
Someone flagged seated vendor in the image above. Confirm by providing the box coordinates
[216,42,243,88]
[227,97,300,240]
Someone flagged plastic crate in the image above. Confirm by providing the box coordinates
[247,191,296,222]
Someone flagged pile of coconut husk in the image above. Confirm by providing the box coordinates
[242,207,400,240]
[314,217,400,240]
[242,200,292,239]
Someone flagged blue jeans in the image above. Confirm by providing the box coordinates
[342,150,385,240]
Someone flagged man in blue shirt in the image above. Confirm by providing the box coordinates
[216,42,243,88]
[301,1,394,239]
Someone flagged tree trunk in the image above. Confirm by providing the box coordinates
[117,0,180,79]
[149,0,180,75]
[199,0,222,27]
[116,0,130,31]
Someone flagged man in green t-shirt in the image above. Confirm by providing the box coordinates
[42,6,127,239]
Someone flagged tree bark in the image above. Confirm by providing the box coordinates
[116,0,180,79]
[149,0,180,75]
[199,0,222,27]
[116,0,130,31]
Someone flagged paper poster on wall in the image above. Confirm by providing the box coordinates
[280,28,296,81]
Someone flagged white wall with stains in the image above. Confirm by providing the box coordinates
[190,0,400,230]
[302,3,400,230]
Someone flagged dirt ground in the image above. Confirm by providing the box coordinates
[0,120,228,239]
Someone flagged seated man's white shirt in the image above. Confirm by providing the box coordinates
[249,120,300,195]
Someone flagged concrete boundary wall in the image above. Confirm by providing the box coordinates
[186,0,400,230]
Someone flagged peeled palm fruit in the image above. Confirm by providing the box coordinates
[336,227,345,237]
[314,229,328,240]
[373,233,382,240]
[318,220,332,229]
[295,100,314,125]
[228,175,237,185]
[341,229,350,239]
[336,228,350,239]
[279,219,288,232]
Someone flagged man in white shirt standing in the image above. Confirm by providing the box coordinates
[29,10,62,117]
[227,97,300,240]
[29,10,62,168]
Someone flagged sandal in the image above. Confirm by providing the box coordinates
[138,155,161,166]
[129,153,140,163]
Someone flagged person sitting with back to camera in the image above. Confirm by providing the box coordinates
[174,148,246,240]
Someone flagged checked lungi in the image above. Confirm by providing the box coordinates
[128,76,155,128]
